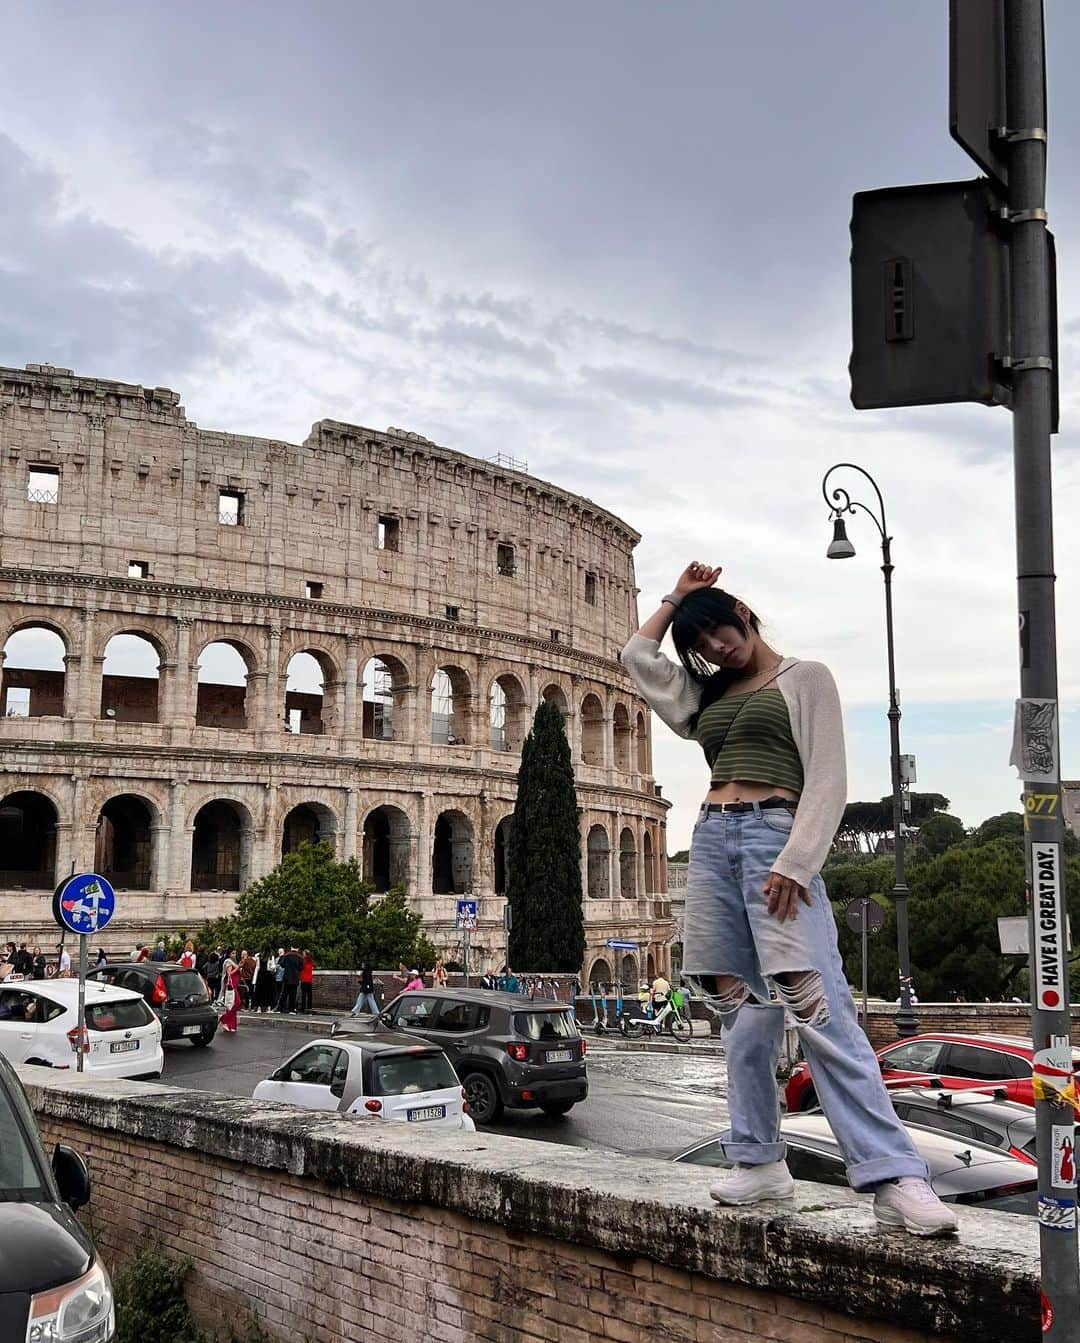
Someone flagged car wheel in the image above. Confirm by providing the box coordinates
[463,1073,503,1124]
[539,1101,575,1117]
[191,1028,216,1047]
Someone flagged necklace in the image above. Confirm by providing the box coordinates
[729,655,785,684]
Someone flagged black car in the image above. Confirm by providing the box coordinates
[364,988,587,1124]
[0,1052,114,1340]
[87,962,217,1046]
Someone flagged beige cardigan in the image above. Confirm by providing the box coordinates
[620,634,847,888]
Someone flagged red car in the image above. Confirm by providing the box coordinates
[785,1031,1080,1113]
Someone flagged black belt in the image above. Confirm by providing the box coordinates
[704,797,797,815]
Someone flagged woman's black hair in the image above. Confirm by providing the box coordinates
[670,588,762,727]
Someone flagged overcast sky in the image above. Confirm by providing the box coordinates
[3,2,1080,849]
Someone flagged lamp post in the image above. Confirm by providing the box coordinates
[822,463,917,1038]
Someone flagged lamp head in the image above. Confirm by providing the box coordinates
[826,516,856,560]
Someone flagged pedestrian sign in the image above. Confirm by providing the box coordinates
[53,873,117,936]
[456,899,478,931]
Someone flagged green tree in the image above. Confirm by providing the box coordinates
[506,700,585,972]
[355,887,438,970]
[969,811,1024,847]
[914,811,967,857]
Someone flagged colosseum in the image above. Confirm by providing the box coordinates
[0,362,674,985]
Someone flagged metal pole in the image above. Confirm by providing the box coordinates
[861,900,869,1028]
[1007,4,1079,1333]
[76,934,87,1074]
[882,535,917,1038]
[463,926,470,988]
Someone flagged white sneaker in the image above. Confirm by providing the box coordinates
[709,1160,794,1206]
[873,1178,958,1237]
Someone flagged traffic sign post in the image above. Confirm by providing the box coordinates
[53,874,117,1075]
[844,898,884,1027]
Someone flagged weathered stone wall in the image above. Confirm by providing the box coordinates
[0,362,672,981]
[21,1068,1037,1343]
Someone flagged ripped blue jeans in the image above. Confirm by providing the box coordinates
[683,803,927,1190]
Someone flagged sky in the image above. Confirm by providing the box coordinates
[3,1,1080,851]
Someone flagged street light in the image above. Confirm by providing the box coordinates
[821,463,917,1039]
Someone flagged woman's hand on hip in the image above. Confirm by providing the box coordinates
[764,871,811,921]
[674,561,722,596]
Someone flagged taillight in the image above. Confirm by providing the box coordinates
[507,1043,528,1062]
[152,976,167,1005]
[1008,1146,1038,1165]
[581,1038,587,1057]
[364,1099,382,1113]
[67,1026,89,1054]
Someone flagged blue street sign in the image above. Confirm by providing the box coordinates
[605,939,639,950]
[456,899,478,931]
[55,873,116,936]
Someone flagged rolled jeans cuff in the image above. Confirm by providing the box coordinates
[846,1154,930,1192]
[720,1137,787,1166]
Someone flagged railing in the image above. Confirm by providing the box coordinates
[26,488,59,504]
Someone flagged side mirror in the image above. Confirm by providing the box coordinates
[52,1144,90,1211]
[378,1012,394,1028]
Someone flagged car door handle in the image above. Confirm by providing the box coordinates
[18,1032,33,1040]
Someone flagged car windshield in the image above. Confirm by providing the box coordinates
[0,1093,48,1200]
[165,972,209,1003]
[85,999,154,1031]
[513,1011,575,1041]
[371,1053,458,1096]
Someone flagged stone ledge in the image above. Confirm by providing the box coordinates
[20,1067,1038,1340]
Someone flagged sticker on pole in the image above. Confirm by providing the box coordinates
[1010,698,1059,781]
[1032,842,1066,1009]
[1032,1035,1079,1114]
[54,873,116,936]
[1038,1196,1076,1231]
[1053,1126,1077,1189]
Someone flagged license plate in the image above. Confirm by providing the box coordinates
[407,1105,446,1122]
[546,1049,573,1063]
[182,1025,202,1037]
[110,1040,140,1054]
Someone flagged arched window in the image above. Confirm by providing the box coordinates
[621,953,638,987]
[493,816,512,895]
[95,795,156,890]
[646,952,657,981]
[541,684,568,717]
[281,802,337,856]
[587,957,613,990]
[196,643,251,729]
[613,704,632,772]
[191,800,252,890]
[2,626,67,718]
[0,791,58,889]
[432,810,474,894]
[586,825,610,900]
[489,674,527,753]
[101,633,161,723]
[431,667,470,745]
[636,711,649,773]
[581,694,604,767]
[362,655,407,740]
[285,652,331,735]
[644,831,656,894]
[363,805,412,890]
[619,827,637,899]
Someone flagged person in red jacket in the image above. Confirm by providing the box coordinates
[299,950,315,1014]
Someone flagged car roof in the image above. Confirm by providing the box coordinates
[393,988,568,1010]
[97,962,191,972]
[888,1086,1033,1117]
[15,980,145,1003]
[888,1032,1033,1051]
[310,1033,447,1055]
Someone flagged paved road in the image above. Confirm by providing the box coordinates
[160,1017,730,1160]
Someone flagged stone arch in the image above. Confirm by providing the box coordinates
[586,824,610,900]
[196,640,253,730]
[493,815,513,896]
[587,957,613,989]
[431,665,471,745]
[2,624,68,718]
[581,693,604,766]
[619,827,637,899]
[646,951,657,981]
[362,654,409,741]
[0,790,58,889]
[190,798,254,891]
[281,801,338,857]
[541,683,568,716]
[636,710,648,773]
[489,672,527,753]
[644,830,656,894]
[2,613,75,650]
[94,793,159,891]
[285,649,339,736]
[613,702,632,772]
[100,632,161,723]
[363,804,412,891]
[432,808,474,894]
[621,953,638,987]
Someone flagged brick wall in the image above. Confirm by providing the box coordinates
[22,1070,1039,1343]
[861,1001,1078,1049]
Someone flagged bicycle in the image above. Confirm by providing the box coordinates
[619,989,692,1043]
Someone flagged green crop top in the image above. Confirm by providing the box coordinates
[694,688,805,793]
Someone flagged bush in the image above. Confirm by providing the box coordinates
[113,1245,202,1343]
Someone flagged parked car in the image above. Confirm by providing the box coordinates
[785,1031,1080,1112]
[0,979,163,1080]
[87,961,217,1046]
[0,1049,115,1340]
[364,988,588,1124]
[253,1033,476,1131]
[673,1112,1039,1214]
[887,1085,1039,1165]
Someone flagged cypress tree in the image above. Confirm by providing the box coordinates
[505,699,585,972]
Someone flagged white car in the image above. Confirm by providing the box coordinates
[0,978,164,1079]
[253,1033,475,1132]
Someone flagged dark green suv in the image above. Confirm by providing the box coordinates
[369,988,587,1124]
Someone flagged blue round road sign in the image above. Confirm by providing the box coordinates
[55,873,117,936]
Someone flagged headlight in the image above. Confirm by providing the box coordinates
[27,1261,114,1342]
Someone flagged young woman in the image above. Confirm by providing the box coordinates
[299,950,315,1014]
[621,561,957,1237]
[218,955,241,1033]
